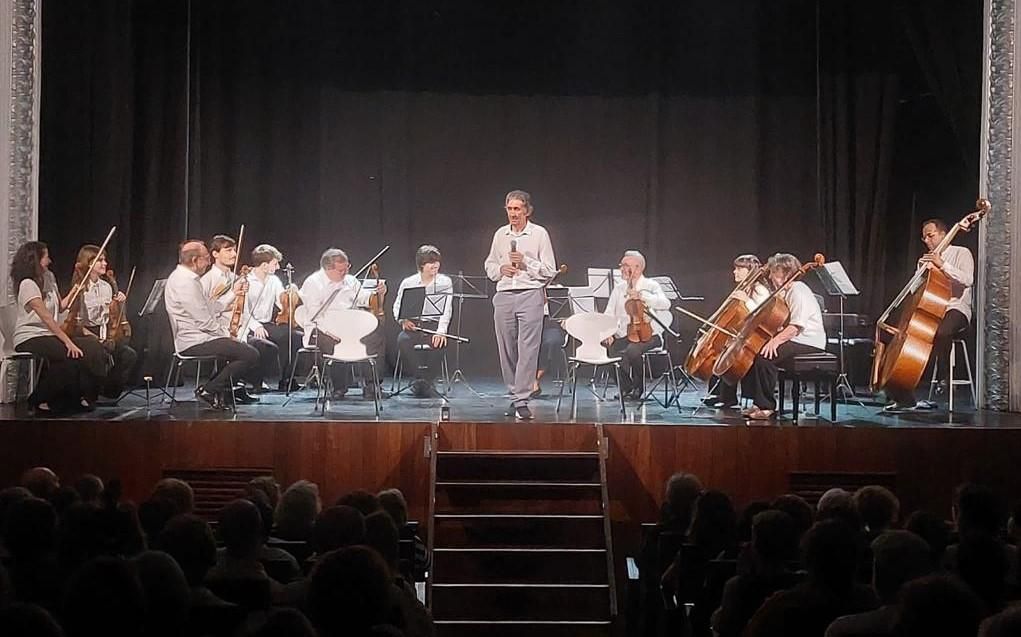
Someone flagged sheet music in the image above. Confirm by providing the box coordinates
[821,262,859,296]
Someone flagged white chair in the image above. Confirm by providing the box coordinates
[319,309,383,417]
[0,303,40,403]
[928,338,976,413]
[557,312,626,417]
[162,315,234,411]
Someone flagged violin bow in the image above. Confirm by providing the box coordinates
[68,226,117,307]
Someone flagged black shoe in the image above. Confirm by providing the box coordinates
[515,405,534,420]
[504,402,516,417]
[701,395,720,406]
[233,387,259,404]
[195,387,220,409]
[249,382,272,394]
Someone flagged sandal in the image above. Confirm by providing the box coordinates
[746,408,775,421]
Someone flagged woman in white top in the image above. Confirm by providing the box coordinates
[10,241,106,413]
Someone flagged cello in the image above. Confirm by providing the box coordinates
[681,264,772,380]
[870,199,990,396]
[713,254,826,386]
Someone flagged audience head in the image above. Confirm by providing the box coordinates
[62,556,146,637]
[218,499,264,559]
[662,472,702,531]
[377,488,409,527]
[313,506,366,553]
[954,533,1009,614]
[817,487,853,512]
[0,486,33,531]
[770,494,814,540]
[816,497,862,532]
[275,480,321,541]
[364,510,401,575]
[336,489,382,516]
[736,500,771,544]
[751,510,799,566]
[150,478,194,516]
[801,519,862,592]
[895,574,984,637]
[870,530,933,604]
[955,483,1004,538]
[855,485,900,535]
[158,514,217,587]
[246,476,281,511]
[904,510,952,567]
[980,606,1021,637]
[51,486,81,516]
[308,546,393,637]
[0,603,65,637]
[3,496,57,561]
[690,490,737,555]
[137,498,179,549]
[133,551,190,637]
[74,475,104,505]
[20,467,60,501]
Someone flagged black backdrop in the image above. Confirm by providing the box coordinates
[38,0,981,376]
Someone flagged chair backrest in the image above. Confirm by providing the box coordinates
[563,312,617,362]
[319,308,379,361]
[0,304,19,356]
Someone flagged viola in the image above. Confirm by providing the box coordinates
[712,254,826,385]
[228,265,252,339]
[275,285,303,326]
[870,199,990,395]
[624,277,653,343]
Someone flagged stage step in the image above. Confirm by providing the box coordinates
[429,445,616,636]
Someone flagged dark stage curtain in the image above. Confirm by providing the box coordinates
[39,0,980,376]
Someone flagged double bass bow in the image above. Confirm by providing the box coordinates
[870,199,990,395]
[712,254,826,386]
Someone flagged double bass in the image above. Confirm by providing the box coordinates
[713,254,826,386]
[682,264,772,380]
[871,199,990,395]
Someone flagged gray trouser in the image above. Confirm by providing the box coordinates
[493,288,545,406]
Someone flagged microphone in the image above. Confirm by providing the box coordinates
[509,240,517,271]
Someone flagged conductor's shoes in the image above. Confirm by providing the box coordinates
[515,405,534,420]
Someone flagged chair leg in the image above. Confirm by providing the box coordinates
[792,377,801,422]
[961,340,977,406]
[391,350,402,393]
[370,361,381,418]
[286,351,302,397]
[319,361,331,414]
[928,356,939,402]
[556,362,569,413]
[570,363,580,417]
[814,379,822,415]
[777,374,786,417]
[949,342,956,413]
[170,361,184,406]
[830,376,838,421]
[162,358,176,404]
[226,375,237,413]
[614,363,626,415]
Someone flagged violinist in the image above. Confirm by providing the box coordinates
[165,240,259,409]
[241,244,303,392]
[737,253,826,420]
[602,251,671,400]
[704,254,772,409]
[392,245,453,398]
[10,241,107,413]
[200,234,243,330]
[884,218,974,411]
[299,248,387,401]
[72,244,138,397]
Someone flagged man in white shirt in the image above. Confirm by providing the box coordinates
[739,253,827,420]
[392,245,453,398]
[200,234,243,331]
[299,248,387,400]
[240,244,303,392]
[484,190,558,420]
[164,240,260,409]
[886,217,975,410]
[602,251,672,400]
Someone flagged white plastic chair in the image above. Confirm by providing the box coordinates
[557,312,626,416]
[319,308,383,417]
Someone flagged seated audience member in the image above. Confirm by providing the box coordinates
[771,494,815,543]
[308,546,398,637]
[61,556,146,637]
[903,510,952,568]
[133,551,191,637]
[50,487,81,516]
[311,506,367,561]
[713,510,801,637]
[853,486,900,541]
[364,511,435,637]
[894,574,983,637]
[379,487,430,577]
[0,602,64,637]
[659,472,704,535]
[2,497,61,612]
[250,608,318,637]
[19,467,60,501]
[245,490,301,584]
[953,533,1010,615]
[138,497,179,550]
[337,489,383,516]
[817,488,853,515]
[736,501,772,548]
[980,605,1021,637]
[744,520,877,637]
[0,487,32,560]
[824,530,932,637]
[275,480,322,542]
[74,474,104,506]
[207,499,281,608]
[246,476,282,511]
[150,477,195,516]
[946,483,1018,591]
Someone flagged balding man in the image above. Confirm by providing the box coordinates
[164,240,260,409]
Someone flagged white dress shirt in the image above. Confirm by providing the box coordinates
[200,265,237,328]
[13,276,62,346]
[165,264,230,352]
[298,270,372,326]
[240,272,284,338]
[605,276,672,338]
[79,278,114,340]
[936,245,974,322]
[484,221,557,291]
[783,281,826,349]
[392,272,453,334]
[744,282,772,312]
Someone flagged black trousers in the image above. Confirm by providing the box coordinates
[246,322,303,386]
[180,337,259,393]
[537,318,567,375]
[16,334,108,408]
[713,374,742,406]
[609,334,663,394]
[887,308,970,404]
[315,323,385,393]
[396,323,445,380]
[101,340,138,397]
[744,341,824,410]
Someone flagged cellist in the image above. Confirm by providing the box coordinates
[602,250,671,400]
[72,244,137,397]
[736,253,827,420]
[884,217,974,411]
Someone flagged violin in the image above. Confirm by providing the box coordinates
[871,199,990,395]
[228,265,252,339]
[712,254,826,385]
[107,267,135,344]
[624,277,653,343]
[276,285,303,326]
[367,263,386,319]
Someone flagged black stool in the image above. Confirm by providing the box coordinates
[778,352,839,422]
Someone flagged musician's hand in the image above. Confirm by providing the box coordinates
[114,291,127,303]
[509,251,524,267]
[65,340,84,359]
[500,265,518,278]
[252,325,269,340]
[919,252,944,269]
[729,290,750,303]
[377,281,387,296]
[402,320,417,331]
[602,337,615,348]
[761,337,782,360]
[432,334,447,349]
[960,217,973,232]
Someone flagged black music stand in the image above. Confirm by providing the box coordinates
[392,286,450,397]
[547,286,572,321]
[116,278,173,410]
[448,272,490,398]
[813,261,864,406]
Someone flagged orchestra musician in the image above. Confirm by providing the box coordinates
[703,254,772,409]
[392,245,453,398]
[164,240,260,409]
[532,293,569,398]
[735,253,827,420]
[72,244,138,397]
[299,248,387,400]
[241,244,303,392]
[200,234,242,330]
[884,217,975,411]
[10,241,108,413]
[484,190,558,420]
[602,250,671,400]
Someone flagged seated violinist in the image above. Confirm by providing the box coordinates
[241,244,303,392]
[200,234,243,331]
[704,254,771,409]
[733,253,827,420]
[602,250,671,400]
[392,245,452,398]
[72,244,138,397]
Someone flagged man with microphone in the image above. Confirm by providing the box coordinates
[484,190,558,420]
